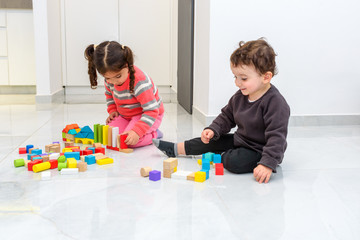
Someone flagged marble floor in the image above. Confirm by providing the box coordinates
[0,99,360,240]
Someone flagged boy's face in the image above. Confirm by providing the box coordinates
[231,64,272,101]
[103,67,129,86]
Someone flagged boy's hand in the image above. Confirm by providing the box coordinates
[106,112,119,124]
[201,129,214,144]
[253,164,272,183]
[122,130,140,146]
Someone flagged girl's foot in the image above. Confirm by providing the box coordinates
[156,129,163,139]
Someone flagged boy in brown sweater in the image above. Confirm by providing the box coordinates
[153,39,290,183]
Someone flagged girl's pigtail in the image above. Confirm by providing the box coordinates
[84,44,98,89]
[124,46,135,94]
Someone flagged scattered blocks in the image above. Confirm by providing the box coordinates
[172,170,192,180]
[67,158,77,168]
[187,172,196,181]
[58,162,67,171]
[14,158,25,167]
[49,153,60,160]
[26,145,34,153]
[85,155,96,165]
[213,154,221,164]
[48,159,58,169]
[200,169,209,180]
[140,167,152,177]
[28,160,42,171]
[149,170,161,181]
[64,152,80,160]
[57,155,66,163]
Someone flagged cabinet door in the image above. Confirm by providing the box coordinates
[119,0,172,86]
[7,10,36,85]
[64,0,119,86]
[0,59,9,85]
[0,28,7,56]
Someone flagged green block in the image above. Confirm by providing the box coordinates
[94,124,99,143]
[14,158,25,167]
[98,124,103,144]
[58,162,67,171]
[58,155,66,163]
[62,132,66,138]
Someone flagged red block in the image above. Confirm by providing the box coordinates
[215,163,224,175]
[95,147,105,154]
[48,160,58,169]
[19,148,27,154]
[28,160,42,171]
[120,135,128,149]
[83,150,93,155]
[31,155,41,161]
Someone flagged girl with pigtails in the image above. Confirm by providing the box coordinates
[84,41,164,147]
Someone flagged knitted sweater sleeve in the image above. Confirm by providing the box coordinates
[131,75,161,138]
[104,81,117,114]
[259,95,290,171]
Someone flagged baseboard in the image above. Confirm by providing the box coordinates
[0,85,36,94]
[193,106,360,126]
[35,88,64,104]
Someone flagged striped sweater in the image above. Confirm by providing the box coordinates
[104,66,164,137]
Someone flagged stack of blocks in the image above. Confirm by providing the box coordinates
[94,123,133,153]
[163,158,178,178]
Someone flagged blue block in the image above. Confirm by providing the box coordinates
[27,153,36,160]
[200,169,209,180]
[64,152,80,160]
[149,170,161,181]
[32,157,42,161]
[85,155,96,165]
[32,149,42,155]
[213,154,221,164]
[85,132,94,139]
[88,147,95,154]
[68,129,77,135]
[26,145,34,153]
[81,126,93,133]
[203,152,215,162]
[202,159,210,170]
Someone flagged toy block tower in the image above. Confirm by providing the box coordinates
[163,158,178,178]
[75,125,94,144]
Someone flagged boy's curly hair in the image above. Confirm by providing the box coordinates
[230,38,277,76]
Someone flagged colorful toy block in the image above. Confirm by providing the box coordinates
[213,154,221,164]
[58,162,67,171]
[26,145,34,153]
[48,159,58,169]
[61,168,79,175]
[195,171,206,182]
[19,148,27,154]
[172,170,192,180]
[77,162,87,172]
[112,127,119,148]
[95,147,105,154]
[58,155,66,163]
[14,158,25,167]
[140,167,152,177]
[67,158,77,168]
[49,153,60,160]
[96,158,113,165]
[87,147,95,154]
[107,126,113,147]
[200,169,209,180]
[102,125,108,145]
[120,134,128,149]
[187,172,196,181]
[94,124,99,143]
[149,170,161,181]
[64,152,80,160]
[163,158,178,178]
[28,160,42,171]
[33,162,51,173]
[202,159,210,171]
[85,155,96,165]
[215,163,224,175]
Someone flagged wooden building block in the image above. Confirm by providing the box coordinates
[107,126,113,147]
[61,168,79,175]
[187,172,196,181]
[97,158,113,165]
[195,171,206,182]
[140,167,152,177]
[67,158,77,168]
[77,162,87,172]
[33,162,51,173]
[93,143,102,148]
[14,158,25,167]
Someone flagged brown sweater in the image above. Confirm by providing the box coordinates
[207,85,290,171]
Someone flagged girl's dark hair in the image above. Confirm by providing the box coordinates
[230,38,277,76]
[84,41,136,93]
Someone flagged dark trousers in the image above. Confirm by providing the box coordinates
[184,134,261,174]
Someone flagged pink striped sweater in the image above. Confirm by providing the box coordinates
[104,66,164,137]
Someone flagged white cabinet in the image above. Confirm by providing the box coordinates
[0,10,5,27]
[0,28,7,56]
[63,0,119,86]
[6,10,36,85]
[0,59,9,85]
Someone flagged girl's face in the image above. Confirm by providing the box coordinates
[231,64,272,101]
[103,67,129,86]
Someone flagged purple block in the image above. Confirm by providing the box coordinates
[149,170,161,181]
[52,141,60,144]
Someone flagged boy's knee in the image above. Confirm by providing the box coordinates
[222,148,260,174]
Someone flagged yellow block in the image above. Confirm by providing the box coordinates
[102,125,109,145]
[97,158,113,165]
[84,138,94,145]
[67,158,77,168]
[62,148,73,153]
[75,128,81,133]
[195,171,206,182]
[197,159,202,165]
[174,166,177,173]
[33,162,51,173]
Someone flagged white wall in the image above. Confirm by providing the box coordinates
[194,0,360,118]
[33,0,63,100]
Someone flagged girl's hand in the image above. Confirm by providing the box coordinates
[253,164,272,183]
[201,129,214,144]
[106,112,119,124]
[122,130,140,146]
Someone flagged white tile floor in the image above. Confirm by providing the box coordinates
[0,100,360,240]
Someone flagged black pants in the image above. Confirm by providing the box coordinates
[184,134,261,174]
